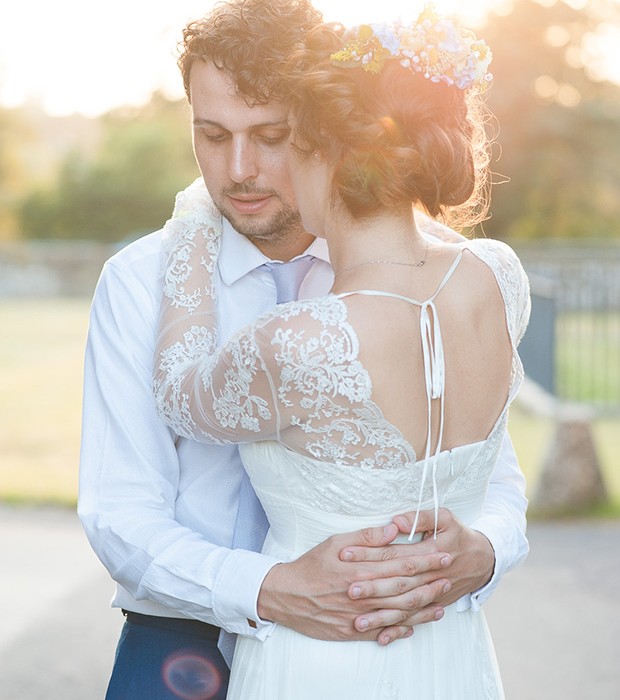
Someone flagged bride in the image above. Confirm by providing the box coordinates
[154,10,530,699]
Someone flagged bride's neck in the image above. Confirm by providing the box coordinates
[325,205,426,278]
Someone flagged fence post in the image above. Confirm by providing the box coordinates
[518,274,557,396]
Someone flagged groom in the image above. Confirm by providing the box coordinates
[78,1,528,697]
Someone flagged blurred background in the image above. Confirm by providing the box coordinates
[0,0,619,698]
[1,0,618,512]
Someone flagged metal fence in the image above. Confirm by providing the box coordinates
[515,241,620,415]
[2,238,619,413]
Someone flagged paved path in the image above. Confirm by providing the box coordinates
[1,505,618,699]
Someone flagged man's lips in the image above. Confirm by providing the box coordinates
[227,193,274,215]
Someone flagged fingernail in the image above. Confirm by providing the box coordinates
[357,618,369,630]
[435,609,445,621]
[440,555,451,566]
[341,550,353,561]
[443,582,451,594]
[405,628,414,638]
[350,586,362,598]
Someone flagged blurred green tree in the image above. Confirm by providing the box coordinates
[0,108,35,239]
[19,93,198,242]
[483,0,620,240]
[12,0,620,242]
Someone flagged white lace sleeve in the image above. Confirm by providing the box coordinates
[466,238,531,345]
[152,181,380,453]
[153,179,291,445]
[466,238,531,399]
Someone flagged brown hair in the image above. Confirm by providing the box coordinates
[178,0,323,105]
[288,24,493,229]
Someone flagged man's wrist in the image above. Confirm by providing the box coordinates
[212,549,280,635]
[470,528,496,593]
[257,562,289,624]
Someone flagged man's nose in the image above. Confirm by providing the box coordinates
[229,138,259,183]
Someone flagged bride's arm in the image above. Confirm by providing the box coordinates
[152,181,287,445]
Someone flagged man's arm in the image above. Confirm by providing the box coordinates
[256,524,452,643]
[78,253,278,639]
[330,433,527,640]
[79,250,452,644]
[393,433,529,611]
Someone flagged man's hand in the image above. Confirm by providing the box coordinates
[257,523,451,645]
[334,508,495,642]
[391,508,495,603]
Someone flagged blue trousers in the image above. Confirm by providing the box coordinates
[105,613,230,700]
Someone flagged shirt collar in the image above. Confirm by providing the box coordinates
[218,218,331,286]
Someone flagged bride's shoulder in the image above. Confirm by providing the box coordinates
[254,295,351,334]
[251,295,362,367]
[462,237,527,284]
[462,237,531,340]
[463,235,519,260]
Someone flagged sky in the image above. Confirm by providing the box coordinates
[0,0,614,117]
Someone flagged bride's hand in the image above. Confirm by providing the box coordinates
[256,522,451,643]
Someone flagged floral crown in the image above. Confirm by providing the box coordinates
[330,6,492,90]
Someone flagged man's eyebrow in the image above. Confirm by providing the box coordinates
[192,118,224,127]
[192,118,289,129]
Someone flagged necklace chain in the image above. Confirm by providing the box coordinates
[334,243,429,278]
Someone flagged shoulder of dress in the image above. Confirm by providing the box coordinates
[464,237,526,282]
[252,295,361,357]
[464,235,518,259]
[263,294,348,324]
[464,238,531,342]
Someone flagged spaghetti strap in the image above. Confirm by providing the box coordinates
[335,249,464,540]
[336,249,464,307]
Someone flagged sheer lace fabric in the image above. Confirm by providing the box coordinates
[154,181,530,479]
[153,182,531,699]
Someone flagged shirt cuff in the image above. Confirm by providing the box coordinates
[463,513,525,612]
[211,549,281,639]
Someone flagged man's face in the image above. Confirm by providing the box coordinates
[190,60,310,255]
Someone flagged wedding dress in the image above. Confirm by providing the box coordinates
[154,182,530,699]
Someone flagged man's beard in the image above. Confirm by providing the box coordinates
[215,187,305,246]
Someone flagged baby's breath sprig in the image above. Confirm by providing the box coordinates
[330,5,492,90]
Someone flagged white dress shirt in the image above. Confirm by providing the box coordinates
[78,217,528,641]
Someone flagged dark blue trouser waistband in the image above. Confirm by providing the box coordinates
[122,610,221,641]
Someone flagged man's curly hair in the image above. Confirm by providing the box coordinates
[178,0,323,104]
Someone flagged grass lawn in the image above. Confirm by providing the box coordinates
[1,298,619,516]
[0,298,90,506]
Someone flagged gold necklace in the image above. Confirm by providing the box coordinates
[334,243,429,278]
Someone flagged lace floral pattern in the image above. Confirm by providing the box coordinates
[466,238,530,404]
[153,181,530,480]
[161,179,222,314]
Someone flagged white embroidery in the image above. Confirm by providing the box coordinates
[153,181,530,497]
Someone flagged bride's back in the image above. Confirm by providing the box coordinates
[338,243,513,459]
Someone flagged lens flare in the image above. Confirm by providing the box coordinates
[162,651,222,700]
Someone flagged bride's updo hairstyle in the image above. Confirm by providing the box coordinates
[286,17,494,229]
